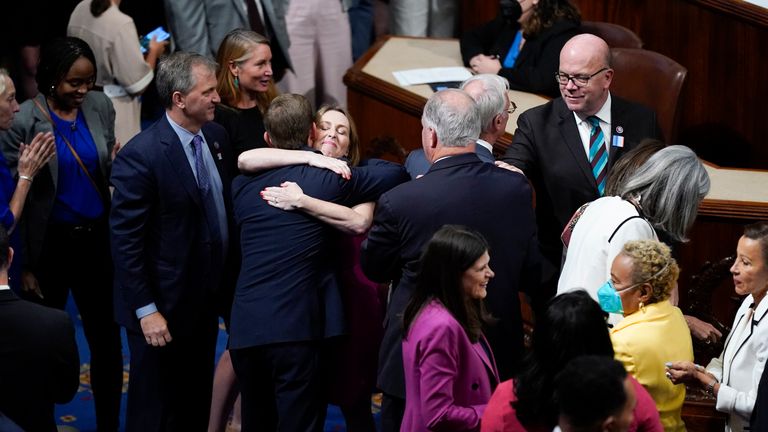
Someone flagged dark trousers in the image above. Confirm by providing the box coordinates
[231,341,325,432]
[380,393,405,432]
[125,313,218,432]
[35,220,122,432]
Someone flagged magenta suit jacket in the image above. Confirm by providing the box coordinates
[402,300,500,431]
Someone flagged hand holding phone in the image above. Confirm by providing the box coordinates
[140,26,171,54]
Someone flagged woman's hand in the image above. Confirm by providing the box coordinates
[665,361,713,386]
[307,153,351,180]
[469,54,502,74]
[21,271,44,299]
[17,131,55,178]
[147,36,169,58]
[261,182,304,210]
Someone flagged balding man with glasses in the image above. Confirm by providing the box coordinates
[502,34,660,300]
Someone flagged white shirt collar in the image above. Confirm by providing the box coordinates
[574,92,612,127]
[0,284,10,291]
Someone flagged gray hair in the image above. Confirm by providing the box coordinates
[156,52,218,108]
[461,74,509,133]
[422,89,480,148]
[0,68,9,95]
[620,145,710,242]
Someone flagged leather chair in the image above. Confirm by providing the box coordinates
[581,21,643,49]
[609,48,687,142]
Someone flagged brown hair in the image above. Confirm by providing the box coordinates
[263,94,313,150]
[522,0,581,37]
[314,105,361,167]
[604,139,666,196]
[215,29,278,112]
[744,221,768,267]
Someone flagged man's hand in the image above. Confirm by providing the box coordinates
[685,315,723,345]
[140,312,172,347]
[307,153,351,180]
[21,271,43,299]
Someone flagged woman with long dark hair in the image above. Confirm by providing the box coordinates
[401,225,499,432]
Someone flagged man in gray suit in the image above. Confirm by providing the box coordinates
[163,0,291,76]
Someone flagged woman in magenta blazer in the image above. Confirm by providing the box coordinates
[401,225,500,432]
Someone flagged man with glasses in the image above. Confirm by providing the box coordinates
[502,34,660,300]
[404,73,516,178]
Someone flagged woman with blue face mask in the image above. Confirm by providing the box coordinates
[606,239,693,432]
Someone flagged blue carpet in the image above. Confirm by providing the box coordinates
[54,295,381,431]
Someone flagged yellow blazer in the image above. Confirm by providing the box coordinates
[611,300,693,432]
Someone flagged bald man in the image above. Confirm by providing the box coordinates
[502,34,660,294]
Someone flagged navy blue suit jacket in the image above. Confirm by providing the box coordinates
[110,115,237,333]
[229,157,408,349]
[361,152,542,397]
[404,143,494,179]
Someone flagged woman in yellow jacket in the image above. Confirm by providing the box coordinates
[599,239,693,431]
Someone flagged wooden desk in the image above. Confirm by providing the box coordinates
[344,36,549,159]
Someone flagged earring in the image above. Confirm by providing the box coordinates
[50,85,55,93]
[639,301,646,313]
[233,76,239,88]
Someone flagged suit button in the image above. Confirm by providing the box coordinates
[472,383,479,390]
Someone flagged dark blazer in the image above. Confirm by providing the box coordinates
[0,289,79,432]
[229,157,408,349]
[753,363,768,431]
[361,153,541,398]
[404,143,494,179]
[110,115,237,333]
[0,92,115,271]
[502,96,660,268]
[461,17,581,97]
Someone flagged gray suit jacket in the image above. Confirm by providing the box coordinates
[165,0,293,70]
[0,92,115,270]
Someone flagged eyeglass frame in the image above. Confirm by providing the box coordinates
[554,67,610,87]
[505,100,517,115]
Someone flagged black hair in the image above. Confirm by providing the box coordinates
[0,225,9,270]
[513,290,614,427]
[555,356,628,431]
[744,221,768,267]
[402,225,492,343]
[37,37,96,97]
[90,0,111,17]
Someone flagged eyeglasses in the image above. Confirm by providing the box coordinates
[555,67,609,87]
[506,101,517,115]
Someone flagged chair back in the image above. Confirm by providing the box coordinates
[609,48,687,142]
[581,21,643,49]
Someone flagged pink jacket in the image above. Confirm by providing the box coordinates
[402,300,500,431]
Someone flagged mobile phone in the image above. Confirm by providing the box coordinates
[140,26,171,53]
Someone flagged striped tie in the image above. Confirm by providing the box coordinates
[588,116,607,195]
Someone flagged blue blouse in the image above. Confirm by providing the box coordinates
[49,109,105,224]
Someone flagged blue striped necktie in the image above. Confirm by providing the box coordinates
[587,116,607,195]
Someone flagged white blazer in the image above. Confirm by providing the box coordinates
[706,294,768,432]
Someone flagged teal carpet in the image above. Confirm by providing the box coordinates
[54,295,381,431]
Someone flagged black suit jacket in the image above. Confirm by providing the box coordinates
[229,157,408,349]
[753,364,768,431]
[361,153,541,397]
[0,290,79,432]
[461,16,581,97]
[110,115,237,333]
[503,96,660,268]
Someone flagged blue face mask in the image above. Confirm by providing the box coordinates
[597,280,625,314]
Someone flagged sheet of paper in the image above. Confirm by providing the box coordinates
[392,67,473,86]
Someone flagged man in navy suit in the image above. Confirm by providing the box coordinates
[229,94,407,432]
[503,34,660,296]
[404,73,512,178]
[362,89,541,432]
[110,52,236,431]
[0,226,79,432]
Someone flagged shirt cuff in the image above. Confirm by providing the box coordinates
[136,303,158,319]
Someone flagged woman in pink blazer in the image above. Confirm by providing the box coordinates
[401,225,500,432]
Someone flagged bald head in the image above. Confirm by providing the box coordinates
[558,34,613,117]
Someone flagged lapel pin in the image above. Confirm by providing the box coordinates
[615,126,624,134]
[213,141,223,160]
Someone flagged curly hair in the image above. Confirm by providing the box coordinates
[620,239,680,303]
[522,0,581,37]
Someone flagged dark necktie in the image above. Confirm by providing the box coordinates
[191,135,222,248]
[587,116,607,195]
[244,0,266,36]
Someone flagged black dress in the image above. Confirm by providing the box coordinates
[214,104,268,172]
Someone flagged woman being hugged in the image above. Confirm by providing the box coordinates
[401,225,499,432]
[0,36,123,431]
[667,222,768,432]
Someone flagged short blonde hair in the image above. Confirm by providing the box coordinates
[620,239,680,303]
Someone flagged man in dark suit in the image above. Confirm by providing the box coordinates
[753,365,768,431]
[229,94,407,432]
[362,89,541,432]
[110,52,236,431]
[404,73,512,178]
[0,226,79,432]
[503,34,660,293]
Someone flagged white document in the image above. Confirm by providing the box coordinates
[392,67,473,86]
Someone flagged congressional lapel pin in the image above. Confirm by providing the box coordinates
[612,126,625,148]
[213,141,223,160]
